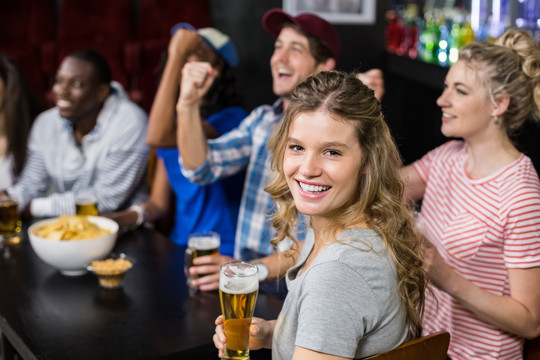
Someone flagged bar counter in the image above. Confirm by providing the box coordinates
[0,224,282,359]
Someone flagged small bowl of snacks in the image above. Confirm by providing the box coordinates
[87,253,135,289]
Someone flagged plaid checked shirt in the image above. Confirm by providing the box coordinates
[181,98,307,260]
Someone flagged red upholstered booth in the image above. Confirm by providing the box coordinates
[0,0,56,105]
[133,0,212,111]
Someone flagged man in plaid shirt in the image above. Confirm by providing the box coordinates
[177,8,383,295]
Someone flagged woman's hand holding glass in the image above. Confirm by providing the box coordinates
[213,315,275,358]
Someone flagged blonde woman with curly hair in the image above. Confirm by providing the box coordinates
[213,70,426,360]
[401,28,540,359]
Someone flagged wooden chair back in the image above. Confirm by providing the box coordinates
[361,331,450,360]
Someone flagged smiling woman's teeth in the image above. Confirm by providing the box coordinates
[299,182,330,193]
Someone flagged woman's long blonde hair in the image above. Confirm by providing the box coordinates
[265,70,426,338]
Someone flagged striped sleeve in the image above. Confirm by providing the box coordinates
[181,106,267,184]
[503,165,540,268]
[7,148,51,212]
[413,141,461,185]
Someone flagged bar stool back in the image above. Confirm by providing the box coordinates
[361,331,450,360]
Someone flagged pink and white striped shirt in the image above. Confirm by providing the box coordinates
[413,140,540,360]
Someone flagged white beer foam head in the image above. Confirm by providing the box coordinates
[219,264,258,294]
[188,235,220,250]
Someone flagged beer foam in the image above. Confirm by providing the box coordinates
[219,276,258,294]
[188,236,220,250]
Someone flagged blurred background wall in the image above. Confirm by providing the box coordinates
[0,0,538,170]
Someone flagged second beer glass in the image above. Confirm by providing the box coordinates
[184,231,220,294]
[75,194,98,216]
[219,261,259,360]
[0,196,22,245]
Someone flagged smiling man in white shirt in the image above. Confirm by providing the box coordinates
[7,50,149,218]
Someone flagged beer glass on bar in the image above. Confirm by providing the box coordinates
[0,195,22,246]
[75,194,98,216]
[184,231,220,294]
[219,261,259,360]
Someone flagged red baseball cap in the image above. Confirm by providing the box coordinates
[262,8,341,62]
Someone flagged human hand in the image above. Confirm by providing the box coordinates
[213,316,273,358]
[357,69,385,101]
[168,27,202,58]
[189,254,235,291]
[248,317,275,350]
[423,239,454,292]
[213,315,227,358]
[177,61,218,108]
[101,210,137,228]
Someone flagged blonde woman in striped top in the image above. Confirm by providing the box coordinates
[401,28,540,359]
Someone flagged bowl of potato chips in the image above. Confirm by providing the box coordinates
[28,215,119,276]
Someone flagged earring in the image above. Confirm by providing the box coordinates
[493,116,499,124]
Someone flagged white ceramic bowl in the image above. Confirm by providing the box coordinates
[28,216,119,276]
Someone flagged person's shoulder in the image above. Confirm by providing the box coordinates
[233,103,280,131]
[501,154,540,190]
[215,106,248,118]
[420,140,464,164]
[206,106,248,133]
[108,82,147,120]
[249,103,277,117]
[32,107,62,131]
[310,230,385,272]
[115,97,147,118]
[431,139,464,155]
[250,98,283,117]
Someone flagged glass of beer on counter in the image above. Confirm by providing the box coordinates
[0,195,22,245]
[184,231,220,294]
[219,261,259,360]
[75,194,98,216]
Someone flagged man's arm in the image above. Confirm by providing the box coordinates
[7,119,51,212]
[146,29,203,148]
[176,61,217,170]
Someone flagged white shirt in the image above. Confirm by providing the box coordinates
[0,154,14,190]
[8,82,149,217]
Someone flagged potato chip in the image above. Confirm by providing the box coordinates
[33,215,111,241]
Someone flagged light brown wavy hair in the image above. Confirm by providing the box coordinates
[265,70,426,338]
[459,28,540,139]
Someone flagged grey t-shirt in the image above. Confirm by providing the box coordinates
[272,228,408,359]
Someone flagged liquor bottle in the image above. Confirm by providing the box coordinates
[437,17,450,66]
[447,19,462,65]
[419,11,440,64]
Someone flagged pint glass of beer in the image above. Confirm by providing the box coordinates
[219,261,259,360]
[75,194,98,216]
[184,231,220,294]
[0,196,22,245]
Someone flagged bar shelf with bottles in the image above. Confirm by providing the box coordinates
[386,0,540,69]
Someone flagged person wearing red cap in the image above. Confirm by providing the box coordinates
[177,8,384,297]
